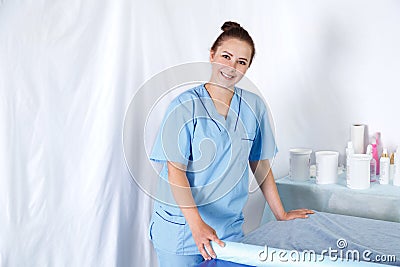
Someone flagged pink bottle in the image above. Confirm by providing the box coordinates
[372,141,379,175]
[374,132,382,175]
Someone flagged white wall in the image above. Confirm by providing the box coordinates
[138,0,400,176]
[249,0,400,178]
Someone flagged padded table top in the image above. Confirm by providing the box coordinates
[243,211,400,266]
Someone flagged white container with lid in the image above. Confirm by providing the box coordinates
[347,154,371,190]
[316,151,339,184]
[289,148,312,181]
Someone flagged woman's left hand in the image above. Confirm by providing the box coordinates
[279,209,314,221]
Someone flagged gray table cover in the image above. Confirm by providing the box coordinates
[242,212,400,266]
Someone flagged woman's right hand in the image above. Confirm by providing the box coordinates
[166,162,225,260]
[189,219,225,260]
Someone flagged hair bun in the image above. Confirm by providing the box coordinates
[221,21,241,32]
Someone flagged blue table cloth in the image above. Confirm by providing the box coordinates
[262,174,400,224]
[206,212,399,266]
[244,212,399,266]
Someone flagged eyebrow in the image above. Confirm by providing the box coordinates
[222,51,248,62]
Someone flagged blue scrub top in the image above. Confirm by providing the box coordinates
[149,84,277,255]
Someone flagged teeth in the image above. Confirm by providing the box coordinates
[221,72,234,79]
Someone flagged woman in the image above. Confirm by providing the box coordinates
[149,21,313,267]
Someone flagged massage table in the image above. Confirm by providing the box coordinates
[196,211,400,266]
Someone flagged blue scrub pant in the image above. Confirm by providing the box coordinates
[155,248,204,267]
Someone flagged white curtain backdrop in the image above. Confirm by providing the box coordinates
[1,0,400,266]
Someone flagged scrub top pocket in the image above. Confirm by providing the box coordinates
[241,131,256,158]
[149,206,187,254]
[241,131,256,142]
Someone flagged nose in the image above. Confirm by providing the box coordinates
[226,60,238,72]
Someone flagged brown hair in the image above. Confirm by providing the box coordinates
[211,21,255,66]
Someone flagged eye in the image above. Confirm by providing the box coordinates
[238,60,247,66]
[222,54,230,60]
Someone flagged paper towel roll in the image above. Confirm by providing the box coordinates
[351,124,365,154]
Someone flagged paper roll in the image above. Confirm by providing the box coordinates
[211,241,380,266]
[351,124,365,154]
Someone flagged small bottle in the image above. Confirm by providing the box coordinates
[366,145,376,182]
[346,141,354,187]
[371,138,380,175]
[394,147,400,186]
[379,148,390,185]
[390,152,395,183]
[374,133,382,174]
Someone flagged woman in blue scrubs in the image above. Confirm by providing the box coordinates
[149,21,314,267]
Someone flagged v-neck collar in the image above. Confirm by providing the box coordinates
[195,84,242,131]
[202,84,238,119]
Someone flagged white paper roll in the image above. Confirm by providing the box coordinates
[211,241,381,266]
[351,124,365,154]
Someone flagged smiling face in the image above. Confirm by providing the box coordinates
[209,38,253,89]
